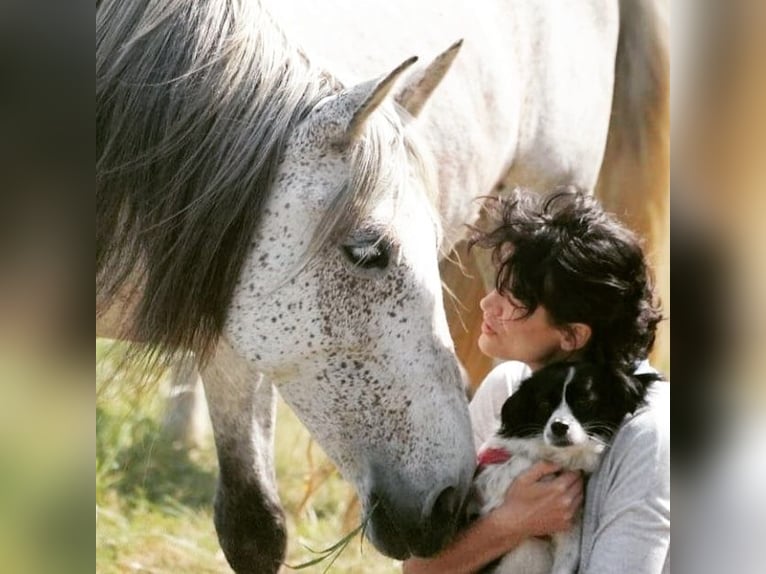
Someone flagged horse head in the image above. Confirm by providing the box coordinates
[222,46,474,561]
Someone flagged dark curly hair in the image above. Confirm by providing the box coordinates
[468,186,663,373]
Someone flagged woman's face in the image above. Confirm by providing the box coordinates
[478,289,569,371]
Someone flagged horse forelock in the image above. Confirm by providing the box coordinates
[96,0,334,361]
[297,103,441,276]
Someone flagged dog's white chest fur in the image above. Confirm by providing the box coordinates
[473,437,601,574]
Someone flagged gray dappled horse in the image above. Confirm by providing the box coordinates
[96,0,667,572]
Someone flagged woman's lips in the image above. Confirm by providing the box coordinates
[481,320,496,335]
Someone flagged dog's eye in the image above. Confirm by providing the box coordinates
[575,396,591,408]
[570,392,596,411]
[538,400,553,413]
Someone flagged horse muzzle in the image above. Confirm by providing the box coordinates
[362,466,471,559]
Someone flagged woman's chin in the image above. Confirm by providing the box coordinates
[477,335,499,357]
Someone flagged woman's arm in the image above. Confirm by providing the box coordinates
[402,462,583,574]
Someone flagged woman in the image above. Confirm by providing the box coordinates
[403,187,669,573]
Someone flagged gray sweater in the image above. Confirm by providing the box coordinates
[469,361,670,574]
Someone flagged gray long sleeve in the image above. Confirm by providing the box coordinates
[579,383,670,574]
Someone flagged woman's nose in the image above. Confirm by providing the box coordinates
[479,290,501,314]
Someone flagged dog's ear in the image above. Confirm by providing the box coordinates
[498,377,544,438]
[609,369,654,415]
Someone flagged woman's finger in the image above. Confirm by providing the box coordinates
[518,461,561,485]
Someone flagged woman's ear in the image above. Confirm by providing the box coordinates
[560,323,592,352]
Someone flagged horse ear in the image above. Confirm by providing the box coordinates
[395,39,463,118]
[334,55,418,146]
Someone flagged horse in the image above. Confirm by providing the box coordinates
[96,1,668,572]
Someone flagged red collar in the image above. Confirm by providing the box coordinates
[476,446,512,471]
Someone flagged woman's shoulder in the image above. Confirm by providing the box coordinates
[479,361,532,397]
[621,381,670,439]
[468,361,532,450]
[608,381,670,472]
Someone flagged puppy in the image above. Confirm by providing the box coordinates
[472,361,655,574]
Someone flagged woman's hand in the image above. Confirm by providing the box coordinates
[494,461,584,539]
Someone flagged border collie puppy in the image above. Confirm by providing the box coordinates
[472,361,656,574]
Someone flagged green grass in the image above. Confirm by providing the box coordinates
[96,340,401,573]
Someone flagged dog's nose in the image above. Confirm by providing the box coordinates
[551,420,569,437]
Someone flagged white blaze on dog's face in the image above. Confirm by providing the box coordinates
[543,365,591,448]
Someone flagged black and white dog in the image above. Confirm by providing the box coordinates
[472,361,657,574]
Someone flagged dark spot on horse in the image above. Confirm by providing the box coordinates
[340,361,347,369]
[271,317,277,323]
[353,360,364,370]
[400,317,408,323]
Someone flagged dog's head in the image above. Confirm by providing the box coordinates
[496,362,650,468]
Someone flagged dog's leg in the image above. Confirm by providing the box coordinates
[551,524,582,574]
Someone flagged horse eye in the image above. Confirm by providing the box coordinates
[342,241,390,270]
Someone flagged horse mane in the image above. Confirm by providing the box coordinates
[96,0,335,360]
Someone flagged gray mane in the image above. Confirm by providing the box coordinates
[96,0,335,358]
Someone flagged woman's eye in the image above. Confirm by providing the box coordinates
[342,242,390,270]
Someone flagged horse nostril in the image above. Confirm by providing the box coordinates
[551,421,569,437]
[429,486,458,524]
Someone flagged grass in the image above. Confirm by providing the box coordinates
[96,340,401,573]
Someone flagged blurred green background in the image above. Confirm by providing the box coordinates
[95,340,399,573]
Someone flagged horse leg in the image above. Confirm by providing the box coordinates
[161,355,210,449]
[201,339,285,574]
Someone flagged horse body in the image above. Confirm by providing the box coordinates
[96,1,667,572]
[266,0,619,244]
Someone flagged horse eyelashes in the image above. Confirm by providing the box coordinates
[342,242,390,269]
